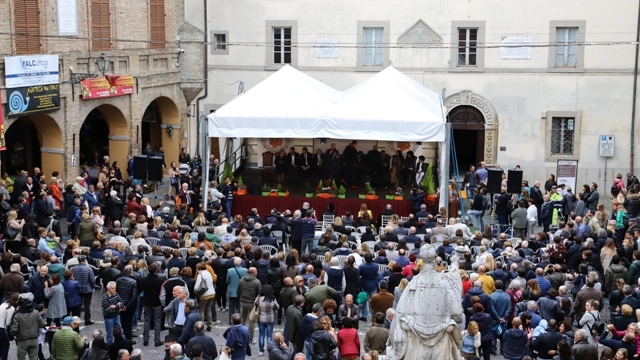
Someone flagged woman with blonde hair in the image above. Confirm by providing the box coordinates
[322,252,333,272]
[136,215,148,232]
[360,242,371,256]
[358,203,372,219]
[460,321,481,359]
[77,212,97,247]
[525,279,542,301]
[90,206,104,234]
[192,212,208,227]
[601,238,618,271]
[182,232,192,248]
[236,229,252,244]
[4,210,24,253]
[393,278,409,309]
[460,270,472,297]
[389,214,400,228]
[595,203,608,228]
[195,262,216,331]
[484,254,495,271]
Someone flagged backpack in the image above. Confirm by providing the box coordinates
[586,312,605,337]
[611,184,619,195]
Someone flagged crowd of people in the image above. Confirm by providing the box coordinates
[4,158,640,360]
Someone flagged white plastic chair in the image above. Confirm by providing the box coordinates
[260,245,278,256]
[381,215,392,228]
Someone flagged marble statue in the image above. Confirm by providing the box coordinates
[386,244,463,360]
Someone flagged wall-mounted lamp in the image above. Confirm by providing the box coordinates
[96,53,110,75]
[320,138,327,144]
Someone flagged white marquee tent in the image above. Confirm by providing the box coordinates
[206,65,449,208]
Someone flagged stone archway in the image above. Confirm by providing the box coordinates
[445,90,499,164]
[147,96,180,174]
[79,104,129,175]
[3,114,63,178]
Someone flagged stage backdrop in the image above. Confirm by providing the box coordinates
[233,195,412,222]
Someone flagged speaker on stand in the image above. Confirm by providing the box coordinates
[507,170,523,194]
[486,169,503,194]
[133,156,148,181]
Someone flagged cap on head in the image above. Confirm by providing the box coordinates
[62,316,74,325]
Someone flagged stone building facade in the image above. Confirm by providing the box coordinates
[191,0,638,187]
[0,0,204,180]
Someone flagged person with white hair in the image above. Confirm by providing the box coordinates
[116,265,138,343]
[106,190,124,225]
[169,343,186,360]
[103,281,124,345]
[0,263,25,298]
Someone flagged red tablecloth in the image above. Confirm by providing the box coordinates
[233,195,412,218]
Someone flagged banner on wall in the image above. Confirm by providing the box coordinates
[4,54,59,88]
[0,91,5,151]
[7,84,60,116]
[557,159,578,192]
[80,75,134,99]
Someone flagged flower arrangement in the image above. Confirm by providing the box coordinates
[394,186,404,196]
[166,125,174,138]
[316,179,336,198]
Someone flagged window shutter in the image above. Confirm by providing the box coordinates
[14,0,40,54]
[91,0,111,51]
[149,0,165,49]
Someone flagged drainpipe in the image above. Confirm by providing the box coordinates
[195,0,209,157]
[631,0,640,173]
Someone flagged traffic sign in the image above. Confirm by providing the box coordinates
[599,135,614,157]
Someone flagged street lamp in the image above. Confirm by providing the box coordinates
[96,53,110,75]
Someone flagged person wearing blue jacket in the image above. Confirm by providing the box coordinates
[534,268,552,296]
[358,253,380,321]
[502,317,529,360]
[300,210,317,256]
[490,280,512,355]
[226,258,248,324]
[224,313,251,360]
[469,302,494,360]
[61,270,82,318]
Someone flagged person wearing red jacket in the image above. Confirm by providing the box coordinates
[337,317,361,360]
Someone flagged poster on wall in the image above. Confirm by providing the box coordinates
[7,84,61,116]
[316,39,339,58]
[57,0,78,36]
[556,159,578,191]
[0,91,5,151]
[80,75,134,99]
[4,54,59,88]
[500,36,533,59]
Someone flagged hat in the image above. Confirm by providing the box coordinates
[78,255,87,263]
[62,316,74,325]
[628,172,634,177]
[164,334,178,343]
[169,267,179,276]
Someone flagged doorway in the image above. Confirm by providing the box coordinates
[449,105,485,177]
[142,102,162,151]
[2,116,41,175]
[80,109,110,167]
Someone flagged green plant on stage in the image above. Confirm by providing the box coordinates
[318,179,323,188]
[261,183,270,192]
[365,182,375,195]
[304,182,312,194]
[221,162,234,182]
[236,176,244,189]
[422,162,435,194]
[277,182,284,192]
[338,185,346,195]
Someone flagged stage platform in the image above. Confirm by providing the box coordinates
[234,194,412,220]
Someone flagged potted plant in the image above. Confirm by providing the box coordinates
[337,185,346,199]
[235,176,247,195]
[422,162,437,201]
[304,182,314,197]
[269,183,279,196]
[393,186,404,201]
[221,162,234,183]
[261,184,270,196]
[277,182,287,196]
[365,183,378,200]
[316,178,336,198]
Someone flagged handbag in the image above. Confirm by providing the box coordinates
[249,299,260,322]
[355,290,368,305]
[195,273,209,297]
[491,322,505,337]
[219,351,231,360]
[4,225,18,240]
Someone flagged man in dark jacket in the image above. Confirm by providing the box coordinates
[462,281,493,315]
[267,331,293,360]
[10,295,47,360]
[302,303,322,356]
[531,319,563,359]
[141,263,165,347]
[502,318,529,360]
[178,300,200,346]
[284,295,305,352]
[279,278,296,312]
[258,228,278,248]
[186,321,217,360]
[26,265,50,305]
[284,212,303,255]
[571,328,598,360]
[237,268,262,344]
[224,313,250,360]
[71,256,96,325]
[116,265,138,343]
[537,288,563,322]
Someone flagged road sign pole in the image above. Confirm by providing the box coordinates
[604,157,608,198]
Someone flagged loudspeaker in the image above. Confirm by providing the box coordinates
[248,183,261,195]
[486,169,503,194]
[133,156,147,180]
[147,156,164,181]
[507,170,523,194]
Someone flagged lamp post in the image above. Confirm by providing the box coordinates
[96,53,110,75]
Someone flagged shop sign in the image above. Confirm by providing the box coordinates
[80,75,134,99]
[7,84,61,116]
[5,54,59,88]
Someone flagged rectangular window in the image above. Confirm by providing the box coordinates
[363,27,383,66]
[14,0,40,54]
[273,27,291,64]
[457,28,478,66]
[214,33,226,51]
[550,117,575,155]
[91,0,111,51]
[555,27,578,67]
[149,0,165,49]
